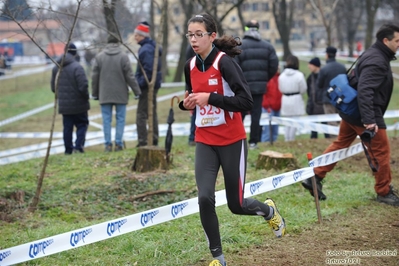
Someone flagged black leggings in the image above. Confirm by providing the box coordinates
[195,139,271,257]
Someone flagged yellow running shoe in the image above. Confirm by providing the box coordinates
[264,198,286,238]
[209,259,226,266]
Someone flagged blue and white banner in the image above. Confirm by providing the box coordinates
[0,167,314,265]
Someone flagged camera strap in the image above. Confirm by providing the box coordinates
[360,140,379,172]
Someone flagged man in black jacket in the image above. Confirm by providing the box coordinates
[302,23,399,206]
[236,20,278,149]
[51,43,90,154]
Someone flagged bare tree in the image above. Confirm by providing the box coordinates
[160,0,169,80]
[272,0,294,60]
[102,0,121,39]
[173,0,195,82]
[0,0,84,212]
[146,0,165,146]
[2,0,149,210]
[309,0,340,46]
[336,0,364,57]
[170,0,244,83]
[364,0,381,49]
[195,0,245,36]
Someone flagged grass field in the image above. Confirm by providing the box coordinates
[0,61,398,265]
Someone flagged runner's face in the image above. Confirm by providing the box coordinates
[187,22,215,59]
[384,32,399,53]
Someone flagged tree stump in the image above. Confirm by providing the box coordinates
[256,150,298,171]
[132,146,169,172]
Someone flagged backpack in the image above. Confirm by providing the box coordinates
[327,58,360,118]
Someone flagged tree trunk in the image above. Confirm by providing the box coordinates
[132,146,169,172]
[365,0,380,49]
[161,0,169,79]
[173,0,194,83]
[272,0,293,61]
[29,2,82,212]
[147,0,166,146]
[133,1,171,173]
[256,150,298,171]
[102,0,120,39]
[174,36,189,82]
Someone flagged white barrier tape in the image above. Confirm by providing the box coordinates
[0,65,54,81]
[0,132,64,139]
[0,118,397,164]
[87,121,103,129]
[0,123,191,164]
[0,166,314,266]
[0,85,185,128]
[266,116,340,135]
[258,110,399,124]
[0,103,54,128]
[387,122,399,131]
[309,142,364,167]
[259,112,342,123]
[88,89,185,121]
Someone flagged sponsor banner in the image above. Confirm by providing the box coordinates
[309,143,364,167]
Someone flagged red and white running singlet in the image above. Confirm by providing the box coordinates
[190,52,246,146]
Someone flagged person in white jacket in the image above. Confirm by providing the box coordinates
[278,55,307,141]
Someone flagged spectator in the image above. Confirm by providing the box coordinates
[84,48,95,76]
[356,40,363,55]
[180,13,285,266]
[236,20,279,149]
[92,36,141,152]
[0,52,5,76]
[278,55,307,142]
[51,43,90,154]
[134,21,163,147]
[310,39,316,52]
[316,46,346,126]
[186,44,196,146]
[302,23,399,206]
[306,57,330,139]
[3,48,11,70]
[261,69,281,143]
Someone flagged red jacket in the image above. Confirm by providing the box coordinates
[262,73,281,111]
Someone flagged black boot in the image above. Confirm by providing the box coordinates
[302,175,327,200]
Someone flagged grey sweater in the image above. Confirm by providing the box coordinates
[91,43,141,104]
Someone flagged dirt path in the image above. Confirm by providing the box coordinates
[235,204,399,266]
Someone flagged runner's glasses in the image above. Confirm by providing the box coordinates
[185,32,212,39]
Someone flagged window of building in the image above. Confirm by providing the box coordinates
[293,20,304,29]
[262,21,270,30]
[262,2,269,11]
[242,3,250,11]
[173,6,180,16]
[252,2,259,11]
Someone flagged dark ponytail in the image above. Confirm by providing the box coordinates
[213,36,242,57]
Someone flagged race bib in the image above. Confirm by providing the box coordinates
[195,104,226,127]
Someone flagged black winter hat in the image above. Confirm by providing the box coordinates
[66,43,77,56]
[308,57,321,67]
[245,20,259,29]
[326,46,337,55]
